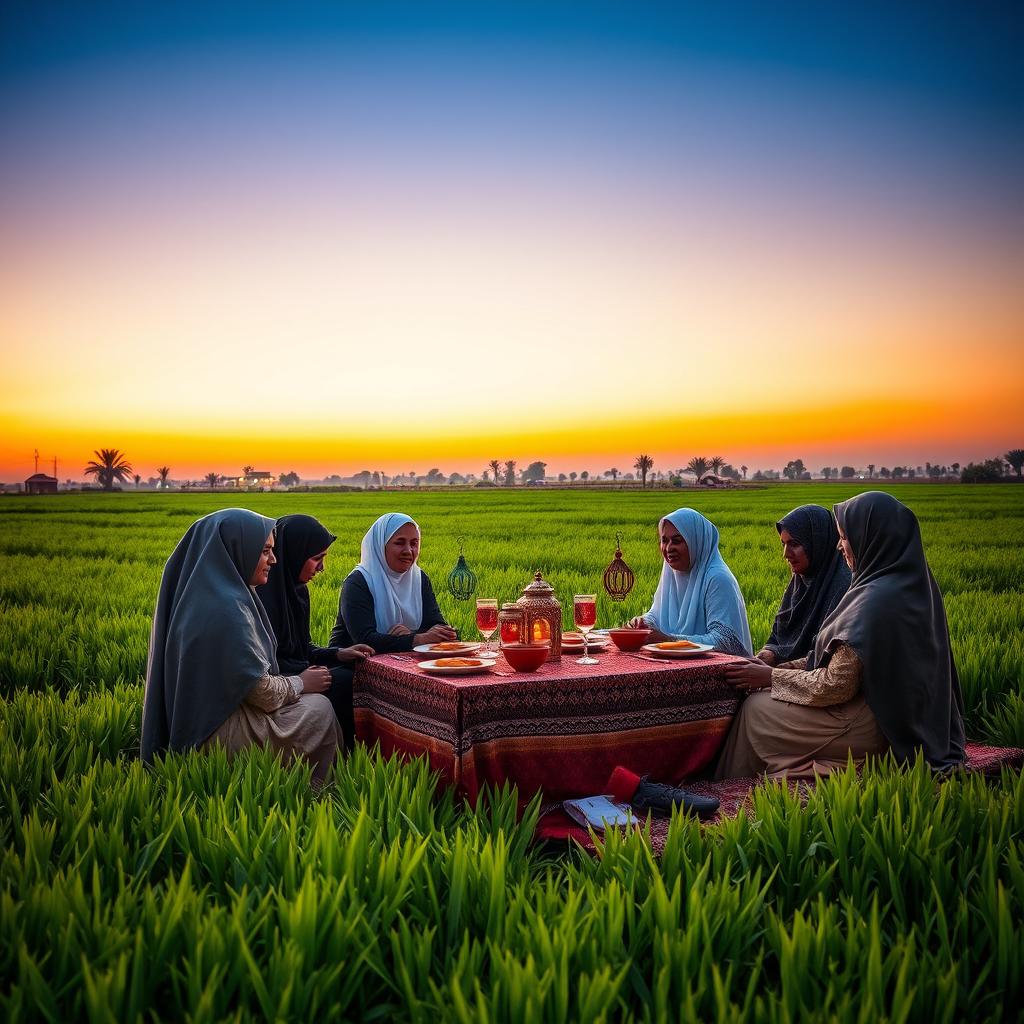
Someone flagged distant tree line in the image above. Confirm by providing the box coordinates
[69,447,1024,491]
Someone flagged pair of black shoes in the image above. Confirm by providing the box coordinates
[631,775,720,818]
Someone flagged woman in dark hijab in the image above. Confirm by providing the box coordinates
[717,491,965,778]
[756,505,851,665]
[257,514,374,751]
[141,508,341,785]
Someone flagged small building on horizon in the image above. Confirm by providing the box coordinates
[25,473,59,495]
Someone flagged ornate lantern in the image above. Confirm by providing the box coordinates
[515,571,562,661]
[602,533,635,602]
[446,538,478,601]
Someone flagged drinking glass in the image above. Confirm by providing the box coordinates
[573,594,599,665]
[499,603,522,645]
[476,599,498,652]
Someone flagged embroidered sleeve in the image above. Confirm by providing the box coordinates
[770,645,861,707]
[707,623,750,656]
[243,674,302,712]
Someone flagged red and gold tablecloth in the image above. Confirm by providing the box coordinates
[353,648,745,804]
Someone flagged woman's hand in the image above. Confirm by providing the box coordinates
[299,666,331,694]
[756,649,778,666]
[388,624,412,636]
[723,660,773,692]
[337,644,375,664]
[627,616,650,629]
[415,624,458,646]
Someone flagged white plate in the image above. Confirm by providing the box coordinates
[417,658,494,676]
[413,642,483,655]
[641,642,714,658]
[561,635,608,647]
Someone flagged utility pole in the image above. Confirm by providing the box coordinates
[34,449,39,474]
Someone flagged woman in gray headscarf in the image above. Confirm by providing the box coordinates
[716,491,965,779]
[141,508,342,785]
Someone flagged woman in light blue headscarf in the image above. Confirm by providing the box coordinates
[628,508,752,655]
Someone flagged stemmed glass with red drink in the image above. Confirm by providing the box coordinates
[573,593,598,665]
[476,599,498,653]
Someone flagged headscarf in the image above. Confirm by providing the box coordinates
[646,508,752,653]
[811,491,965,768]
[764,504,851,662]
[141,508,279,762]
[257,514,336,675]
[352,512,423,633]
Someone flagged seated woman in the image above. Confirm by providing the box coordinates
[329,512,457,652]
[141,508,341,786]
[628,507,752,656]
[755,504,851,665]
[256,514,375,752]
[717,491,965,779]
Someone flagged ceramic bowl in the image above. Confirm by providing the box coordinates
[607,628,653,652]
[501,643,550,672]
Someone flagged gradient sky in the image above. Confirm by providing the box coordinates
[1,2,1021,481]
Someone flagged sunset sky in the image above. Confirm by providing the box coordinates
[1,2,1021,482]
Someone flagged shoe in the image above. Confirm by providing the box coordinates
[630,775,720,817]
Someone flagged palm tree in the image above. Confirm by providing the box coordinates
[867,464,875,478]
[503,460,517,486]
[951,463,960,477]
[1005,450,1024,478]
[204,472,220,488]
[740,465,748,480]
[84,449,133,491]
[157,466,171,488]
[607,468,619,481]
[709,456,725,477]
[686,456,709,481]
[133,474,141,488]
[488,459,501,484]
[634,454,654,489]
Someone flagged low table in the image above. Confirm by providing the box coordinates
[352,647,745,804]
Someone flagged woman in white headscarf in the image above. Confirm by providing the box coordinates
[141,508,342,786]
[628,507,752,656]
[330,512,457,653]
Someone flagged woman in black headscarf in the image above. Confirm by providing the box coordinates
[755,505,851,665]
[257,514,374,751]
[142,508,341,785]
[717,491,965,778]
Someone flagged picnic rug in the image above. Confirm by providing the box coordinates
[534,742,1024,856]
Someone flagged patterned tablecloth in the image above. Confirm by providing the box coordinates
[353,647,746,804]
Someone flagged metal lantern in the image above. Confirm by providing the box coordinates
[446,539,478,601]
[515,571,562,661]
[602,533,635,602]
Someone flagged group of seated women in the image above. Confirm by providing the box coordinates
[140,492,965,791]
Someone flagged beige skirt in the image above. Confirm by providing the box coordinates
[714,690,890,781]
[203,693,342,786]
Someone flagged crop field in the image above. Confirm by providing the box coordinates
[1,485,1022,1021]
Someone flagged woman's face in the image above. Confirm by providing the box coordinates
[298,549,329,584]
[385,523,420,573]
[837,524,856,571]
[660,521,691,571]
[249,531,276,586]
[779,528,811,576]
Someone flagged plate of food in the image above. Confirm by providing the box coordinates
[561,631,609,648]
[417,657,494,676]
[413,641,483,655]
[641,640,715,658]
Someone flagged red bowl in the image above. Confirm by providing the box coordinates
[501,643,550,672]
[607,628,653,652]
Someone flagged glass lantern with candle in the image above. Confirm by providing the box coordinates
[515,571,562,662]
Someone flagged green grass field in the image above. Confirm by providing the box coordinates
[1,485,1022,1021]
